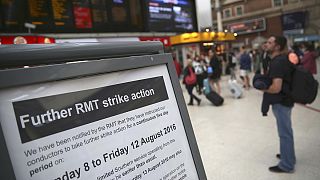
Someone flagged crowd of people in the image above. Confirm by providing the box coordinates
[172,40,319,106]
[173,36,319,174]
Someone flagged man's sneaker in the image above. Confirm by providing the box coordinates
[269,166,294,173]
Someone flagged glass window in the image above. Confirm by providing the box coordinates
[235,5,243,16]
[273,0,283,7]
[223,8,232,18]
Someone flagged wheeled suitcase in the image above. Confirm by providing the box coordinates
[203,78,211,95]
[206,91,224,106]
[228,79,243,99]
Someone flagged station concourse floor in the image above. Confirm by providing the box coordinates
[180,70,320,180]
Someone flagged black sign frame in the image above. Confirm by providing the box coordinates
[0,42,207,180]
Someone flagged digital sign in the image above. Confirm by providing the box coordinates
[281,11,306,31]
[90,0,109,30]
[73,0,93,29]
[0,0,197,33]
[51,0,74,31]
[146,0,196,32]
[227,18,266,35]
[27,0,52,30]
[1,0,23,30]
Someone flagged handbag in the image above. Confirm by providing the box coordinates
[185,67,197,85]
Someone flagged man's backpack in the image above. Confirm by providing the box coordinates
[289,65,318,104]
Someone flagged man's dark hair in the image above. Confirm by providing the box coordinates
[273,36,287,51]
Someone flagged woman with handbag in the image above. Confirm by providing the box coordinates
[183,58,201,106]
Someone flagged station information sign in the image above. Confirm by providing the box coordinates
[51,0,74,30]
[27,0,52,29]
[0,44,206,180]
[1,0,24,30]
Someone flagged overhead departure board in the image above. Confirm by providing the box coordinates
[27,0,52,30]
[91,0,109,30]
[1,0,24,31]
[0,0,197,33]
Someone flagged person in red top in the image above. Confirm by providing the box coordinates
[172,54,182,77]
[301,43,318,74]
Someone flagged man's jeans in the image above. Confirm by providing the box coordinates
[272,103,296,172]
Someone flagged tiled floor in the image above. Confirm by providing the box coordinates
[181,67,320,180]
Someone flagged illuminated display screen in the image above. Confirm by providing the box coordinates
[90,0,109,29]
[227,18,266,35]
[72,0,93,29]
[146,0,196,32]
[51,0,74,31]
[1,0,22,30]
[0,0,197,33]
[27,0,52,30]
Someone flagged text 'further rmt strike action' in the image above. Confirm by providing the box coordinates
[19,88,155,129]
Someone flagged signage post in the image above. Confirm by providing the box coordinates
[0,42,207,180]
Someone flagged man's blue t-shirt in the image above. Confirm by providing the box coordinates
[240,53,251,70]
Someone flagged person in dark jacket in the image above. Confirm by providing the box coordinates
[260,35,295,173]
[301,43,318,74]
[208,49,222,95]
[183,59,201,106]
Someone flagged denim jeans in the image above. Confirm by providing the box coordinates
[272,103,296,172]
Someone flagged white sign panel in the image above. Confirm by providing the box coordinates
[0,65,199,180]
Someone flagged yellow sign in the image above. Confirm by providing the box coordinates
[170,32,236,45]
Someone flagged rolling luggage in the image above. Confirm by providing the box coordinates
[228,79,243,99]
[203,78,211,95]
[206,91,224,106]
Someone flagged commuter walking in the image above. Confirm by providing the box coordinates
[208,49,222,95]
[301,43,318,75]
[262,36,296,173]
[193,55,207,94]
[227,52,237,80]
[183,59,201,106]
[239,46,252,89]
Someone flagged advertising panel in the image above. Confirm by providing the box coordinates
[0,59,204,179]
[227,18,266,35]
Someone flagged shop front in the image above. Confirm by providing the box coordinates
[170,32,236,67]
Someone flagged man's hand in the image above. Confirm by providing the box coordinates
[263,78,282,94]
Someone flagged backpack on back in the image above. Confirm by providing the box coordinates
[290,65,318,104]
